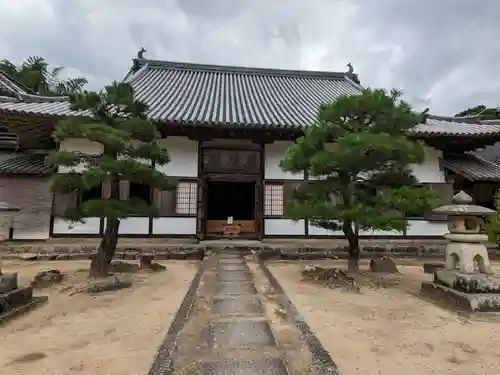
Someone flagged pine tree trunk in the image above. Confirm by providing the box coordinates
[343,220,361,273]
[89,217,120,278]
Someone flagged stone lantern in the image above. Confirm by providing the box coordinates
[432,190,495,274]
[421,191,500,315]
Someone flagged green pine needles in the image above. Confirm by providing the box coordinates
[280,88,440,271]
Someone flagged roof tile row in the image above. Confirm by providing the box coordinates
[0,59,500,138]
[0,152,52,175]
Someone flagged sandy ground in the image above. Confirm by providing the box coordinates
[0,259,198,375]
[268,259,500,375]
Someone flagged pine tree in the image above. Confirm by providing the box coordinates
[280,89,440,272]
[46,82,176,278]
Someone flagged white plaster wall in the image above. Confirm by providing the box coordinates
[264,219,306,235]
[58,138,103,173]
[307,220,448,237]
[12,227,50,240]
[157,137,198,177]
[53,217,101,234]
[117,218,149,235]
[265,141,303,180]
[153,217,197,235]
[410,147,445,183]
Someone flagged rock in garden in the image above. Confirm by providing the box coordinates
[147,262,167,272]
[85,275,132,294]
[369,256,399,273]
[0,273,18,293]
[139,255,166,271]
[20,253,38,261]
[302,264,323,274]
[110,260,140,273]
[31,269,64,288]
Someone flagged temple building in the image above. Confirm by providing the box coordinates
[1,56,500,241]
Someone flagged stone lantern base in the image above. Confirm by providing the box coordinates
[443,241,492,274]
[421,270,500,319]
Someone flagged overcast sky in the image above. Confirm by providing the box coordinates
[0,0,498,114]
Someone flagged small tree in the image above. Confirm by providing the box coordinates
[47,82,175,278]
[280,89,440,272]
[485,189,500,247]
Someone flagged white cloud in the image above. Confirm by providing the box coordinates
[0,0,498,114]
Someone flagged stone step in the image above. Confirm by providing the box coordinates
[199,358,288,375]
[207,319,276,349]
[216,271,252,282]
[214,281,258,297]
[212,295,265,317]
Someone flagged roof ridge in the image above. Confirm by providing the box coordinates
[427,114,481,123]
[133,58,356,80]
[0,70,69,103]
[480,119,500,125]
[0,70,37,95]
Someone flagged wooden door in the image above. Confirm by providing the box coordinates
[196,176,207,240]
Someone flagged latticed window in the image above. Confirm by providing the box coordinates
[264,183,284,216]
[176,182,197,215]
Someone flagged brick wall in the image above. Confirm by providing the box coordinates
[0,175,52,239]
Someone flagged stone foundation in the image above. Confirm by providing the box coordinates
[0,238,498,262]
[421,282,500,313]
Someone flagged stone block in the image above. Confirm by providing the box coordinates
[214,281,257,296]
[208,320,275,348]
[216,270,251,282]
[85,275,132,294]
[213,296,264,316]
[169,252,187,260]
[201,359,288,375]
[31,269,64,288]
[218,258,246,265]
[421,281,500,312]
[0,273,18,294]
[369,256,399,273]
[435,270,500,294]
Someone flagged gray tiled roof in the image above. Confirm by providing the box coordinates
[0,71,32,99]
[0,152,52,175]
[0,99,78,116]
[0,58,500,138]
[411,115,500,137]
[443,155,500,181]
[128,59,362,127]
[0,59,362,127]
[473,142,500,164]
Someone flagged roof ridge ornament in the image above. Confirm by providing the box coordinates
[347,62,354,74]
[137,47,147,59]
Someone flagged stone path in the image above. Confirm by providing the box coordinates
[149,249,339,375]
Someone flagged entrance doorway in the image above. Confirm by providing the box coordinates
[205,180,256,237]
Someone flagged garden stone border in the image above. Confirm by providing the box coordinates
[258,258,341,375]
[1,244,498,262]
[147,257,208,375]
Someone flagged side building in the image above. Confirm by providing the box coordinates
[1,58,500,241]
